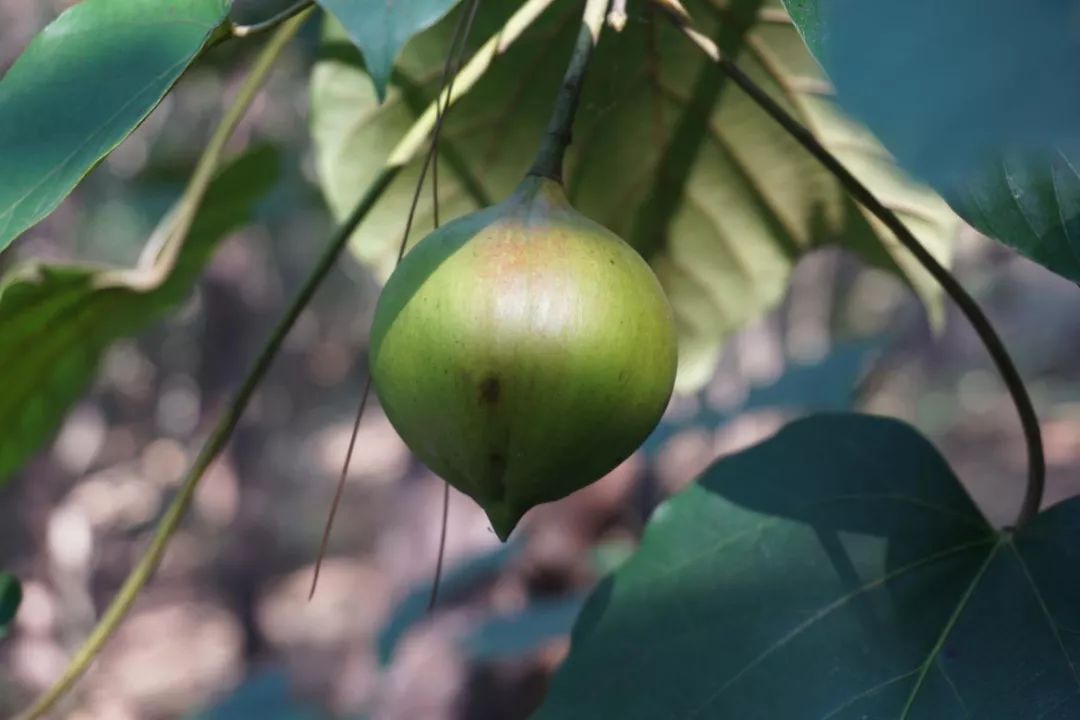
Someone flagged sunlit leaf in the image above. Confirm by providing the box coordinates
[0,146,279,483]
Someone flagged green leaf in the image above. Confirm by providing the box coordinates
[781,0,1080,284]
[311,0,956,393]
[0,146,279,484]
[315,0,462,102]
[536,414,1080,718]
[0,0,231,252]
[0,574,21,636]
[944,151,1080,283]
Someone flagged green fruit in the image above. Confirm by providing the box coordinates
[369,175,677,539]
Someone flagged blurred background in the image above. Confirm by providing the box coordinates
[3,2,1080,719]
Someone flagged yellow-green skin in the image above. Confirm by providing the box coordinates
[369,176,677,540]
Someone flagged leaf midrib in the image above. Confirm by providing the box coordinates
[898,532,1080,717]
[681,536,997,719]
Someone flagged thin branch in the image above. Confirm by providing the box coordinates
[527,0,612,182]
[308,376,372,601]
[428,481,452,611]
[231,0,315,38]
[658,4,1045,527]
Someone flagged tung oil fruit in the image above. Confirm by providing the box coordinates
[369,175,677,539]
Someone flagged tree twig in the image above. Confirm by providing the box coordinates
[657,3,1045,527]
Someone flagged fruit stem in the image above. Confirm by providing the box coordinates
[658,3,1045,528]
[527,0,612,183]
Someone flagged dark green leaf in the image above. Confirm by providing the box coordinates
[945,151,1080,282]
[0,0,231,252]
[537,414,1080,719]
[0,573,21,636]
[0,146,279,483]
[311,1,956,392]
[315,0,461,102]
[782,0,1080,283]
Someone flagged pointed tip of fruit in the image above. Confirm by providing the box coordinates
[485,502,523,542]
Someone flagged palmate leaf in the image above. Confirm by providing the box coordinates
[0,0,231,252]
[782,0,1080,284]
[536,414,1080,719]
[311,0,956,392]
[0,146,280,484]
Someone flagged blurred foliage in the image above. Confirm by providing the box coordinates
[463,595,587,663]
[0,146,280,484]
[644,338,880,454]
[189,669,348,720]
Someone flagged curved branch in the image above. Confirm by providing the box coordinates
[658,3,1045,527]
